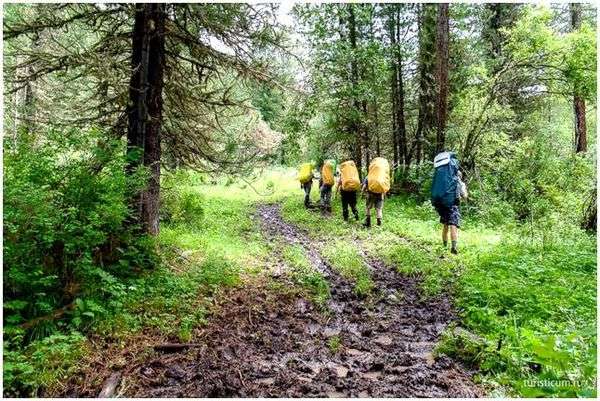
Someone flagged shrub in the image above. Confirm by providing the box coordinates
[3,128,156,393]
[3,332,87,397]
[161,172,205,226]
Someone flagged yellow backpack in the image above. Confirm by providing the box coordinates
[340,160,360,191]
[321,160,335,186]
[298,163,313,184]
[367,157,390,194]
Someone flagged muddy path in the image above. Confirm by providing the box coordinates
[101,203,481,397]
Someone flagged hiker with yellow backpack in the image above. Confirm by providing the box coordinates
[319,159,336,212]
[297,162,316,208]
[361,157,390,228]
[335,160,361,222]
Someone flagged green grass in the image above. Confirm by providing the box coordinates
[327,335,342,353]
[321,240,374,296]
[281,244,330,308]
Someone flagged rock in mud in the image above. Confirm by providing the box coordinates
[373,334,393,346]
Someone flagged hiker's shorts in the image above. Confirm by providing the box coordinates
[435,203,461,228]
[366,191,384,211]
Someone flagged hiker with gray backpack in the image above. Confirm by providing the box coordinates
[431,151,468,254]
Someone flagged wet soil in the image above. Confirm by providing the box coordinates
[91,203,482,397]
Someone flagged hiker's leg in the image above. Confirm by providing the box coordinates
[350,191,359,220]
[319,184,324,205]
[375,196,383,226]
[450,225,458,240]
[449,205,461,253]
[364,193,372,227]
[450,225,458,253]
[442,224,449,247]
[341,191,349,221]
[303,182,312,207]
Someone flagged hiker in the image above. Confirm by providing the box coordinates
[319,159,335,212]
[298,162,315,208]
[362,157,390,228]
[335,160,361,222]
[431,151,468,254]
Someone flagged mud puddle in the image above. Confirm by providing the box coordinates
[83,203,481,397]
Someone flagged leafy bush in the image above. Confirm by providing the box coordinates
[3,332,87,397]
[161,186,205,226]
[3,129,155,336]
[3,128,157,395]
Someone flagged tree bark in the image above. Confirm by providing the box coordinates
[373,97,381,157]
[415,4,436,164]
[434,3,449,154]
[362,100,370,167]
[348,4,362,174]
[571,3,587,153]
[388,7,399,168]
[395,5,408,166]
[389,22,399,168]
[573,96,587,152]
[126,3,166,235]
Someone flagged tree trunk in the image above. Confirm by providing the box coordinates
[373,97,381,156]
[434,3,449,154]
[348,4,362,175]
[573,96,587,152]
[415,4,436,164]
[367,12,380,159]
[582,185,596,232]
[395,5,408,166]
[362,100,370,167]
[126,3,166,235]
[13,55,35,148]
[571,3,587,153]
[388,8,399,168]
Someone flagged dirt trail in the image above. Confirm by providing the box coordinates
[108,203,481,397]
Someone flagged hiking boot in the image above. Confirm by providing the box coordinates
[451,247,458,255]
[363,216,371,228]
[377,218,382,226]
